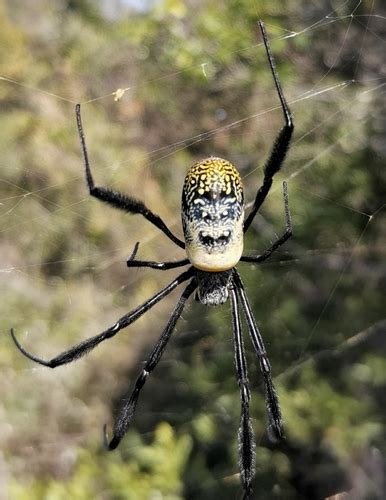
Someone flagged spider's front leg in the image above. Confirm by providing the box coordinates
[105,277,197,449]
[229,284,256,499]
[234,271,284,441]
[10,268,194,368]
[75,104,184,249]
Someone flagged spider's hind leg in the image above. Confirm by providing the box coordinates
[243,21,294,233]
[75,104,185,249]
[241,181,292,264]
[126,242,190,271]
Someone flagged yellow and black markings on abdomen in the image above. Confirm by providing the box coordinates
[182,157,244,272]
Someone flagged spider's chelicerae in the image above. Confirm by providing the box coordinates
[11,21,294,499]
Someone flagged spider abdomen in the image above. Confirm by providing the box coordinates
[182,157,244,272]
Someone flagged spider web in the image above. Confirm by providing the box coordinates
[0,0,385,497]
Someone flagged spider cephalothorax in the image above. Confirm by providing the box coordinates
[11,22,294,500]
[182,157,244,272]
[195,268,233,306]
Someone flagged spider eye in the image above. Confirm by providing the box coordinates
[221,210,229,218]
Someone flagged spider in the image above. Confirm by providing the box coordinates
[11,21,293,499]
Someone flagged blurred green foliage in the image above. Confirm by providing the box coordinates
[1,0,385,499]
[9,422,192,499]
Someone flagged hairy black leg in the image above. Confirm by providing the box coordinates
[233,270,284,441]
[244,21,294,233]
[75,104,185,249]
[127,242,190,270]
[10,268,194,368]
[106,277,197,450]
[230,285,256,499]
[241,181,292,263]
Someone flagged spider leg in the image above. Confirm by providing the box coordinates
[244,21,294,233]
[233,270,284,441]
[106,277,197,450]
[75,104,185,249]
[241,181,292,263]
[229,284,256,499]
[126,242,190,270]
[10,268,194,368]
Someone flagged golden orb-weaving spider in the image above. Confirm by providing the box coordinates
[11,21,294,499]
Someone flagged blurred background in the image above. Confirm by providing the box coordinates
[1,0,385,498]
